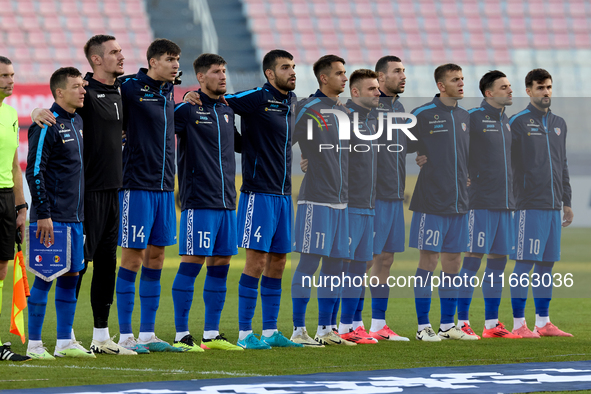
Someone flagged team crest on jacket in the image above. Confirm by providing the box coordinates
[506,123,511,131]
[462,122,467,131]
[554,127,561,135]
[224,114,229,123]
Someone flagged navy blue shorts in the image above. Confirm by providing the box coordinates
[237,192,292,254]
[179,209,238,256]
[348,208,375,262]
[409,212,469,253]
[511,209,561,262]
[294,203,349,258]
[468,209,515,255]
[118,190,177,249]
[373,199,405,255]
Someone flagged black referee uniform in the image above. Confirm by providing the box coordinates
[75,72,123,329]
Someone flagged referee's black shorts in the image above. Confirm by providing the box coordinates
[84,189,119,261]
[0,188,16,261]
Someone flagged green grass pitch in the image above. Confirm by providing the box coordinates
[1,227,590,391]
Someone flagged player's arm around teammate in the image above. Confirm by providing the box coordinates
[170,54,242,352]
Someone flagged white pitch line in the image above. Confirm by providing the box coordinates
[6,364,269,377]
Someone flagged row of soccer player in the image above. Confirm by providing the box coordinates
[1,34,572,361]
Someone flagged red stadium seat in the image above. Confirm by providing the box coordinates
[15,62,35,82]
[289,2,309,17]
[529,17,548,33]
[403,33,421,48]
[384,40,403,53]
[345,48,363,62]
[574,33,590,48]
[7,31,25,46]
[39,1,57,15]
[425,33,444,49]
[483,2,502,16]
[245,2,267,18]
[428,49,447,63]
[471,48,490,64]
[407,49,426,64]
[571,18,589,34]
[298,33,317,49]
[468,33,486,47]
[129,17,150,31]
[396,1,416,17]
[443,17,462,33]
[333,2,351,17]
[423,17,442,33]
[440,0,459,17]
[362,33,382,49]
[250,16,271,33]
[26,31,47,45]
[358,16,378,34]
[319,31,339,47]
[446,33,465,48]
[303,49,322,64]
[531,33,550,49]
[401,17,420,33]
[336,17,355,32]
[272,16,293,33]
[368,48,387,61]
[294,17,314,33]
[86,16,106,31]
[32,46,52,61]
[80,1,101,16]
[37,62,55,79]
[547,2,566,16]
[526,0,545,17]
[506,2,525,17]
[373,1,394,15]
[12,48,31,62]
[492,49,511,65]
[54,46,73,60]
[312,2,331,16]
[316,17,336,33]
[352,2,373,17]
[551,33,570,49]
[102,0,122,16]
[488,33,508,49]
[567,2,587,17]
[450,49,468,64]
[132,32,152,48]
[107,16,127,33]
[510,33,529,48]
[377,17,399,34]
[59,1,78,14]
[487,17,506,34]
[15,1,35,16]
[65,16,85,30]
[17,15,39,30]
[121,0,144,15]
[0,0,13,15]
[461,1,480,17]
[70,30,89,46]
[466,17,484,33]
[341,33,360,49]
[269,2,288,17]
[549,18,568,33]
[277,32,296,47]
[418,2,437,17]
[508,17,527,33]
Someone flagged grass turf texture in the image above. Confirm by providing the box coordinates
[1,226,590,391]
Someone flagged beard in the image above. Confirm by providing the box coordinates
[274,74,295,92]
[535,96,551,108]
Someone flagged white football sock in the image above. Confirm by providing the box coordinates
[457,319,470,328]
[27,340,42,351]
[262,329,277,338]
[238,330,252,341]
[439,323,455,332]
[71,329,76,341]
[175,331,190,342]
[417,323,431,332]
[370,318,387,332]
[352,320,364,330]
[316,325,331,337]
[485,319,499,330]
[56,339,71,348]
[118,333,134,343]
[93,327,110,342]
[535,314,550,327]
[513,317,526,331]
[138,332,155,342]
[292,326,305,336]
[203,330,219,340]
[338,323,352,334]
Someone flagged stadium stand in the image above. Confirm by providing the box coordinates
[0,0,152,83]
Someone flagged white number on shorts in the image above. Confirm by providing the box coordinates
[529,238,540,255]
[477,232,486,248]
[198,231,211,249]
[425,229,440,246]
[254,226,262,242]
[131,225,145,243]
[315,232,325,249]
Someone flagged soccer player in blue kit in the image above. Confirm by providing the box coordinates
[409,64,476,342]
[508,68,573,338]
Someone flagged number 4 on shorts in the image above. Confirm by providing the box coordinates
[254,226,262,242]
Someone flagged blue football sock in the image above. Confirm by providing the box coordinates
[331,296,341,326]
[532,261,554,317]
[457,256,482,320]
[371,284,389,320]
[261,275,282,331]
[204,264,230,332]
[139,266,161,333]
[414,268,432,325]
[116,267,137,335]
[291,254,321,327]
[55,276,79,340]
[28,277,53,341]
[439,272,459,325]
[482,257,507,320]
[318,257,343,326]
[238,274,259,331]
[172,262,202,333]
[354,286,366,322]
[510,260,535,318]
[340,261,366,325]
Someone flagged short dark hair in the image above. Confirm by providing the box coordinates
[0,56,12,65]
[193,53,227,75]
[525,68,552,88]
[49,67,82,99]
[479,70,507,96]
[375,55,402,74]
[349,69,378,89]
[434,63,462,83]
[84,34,116,66]
[146,38,181,65]
[313,54,345,83]
[262,49,293,79]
